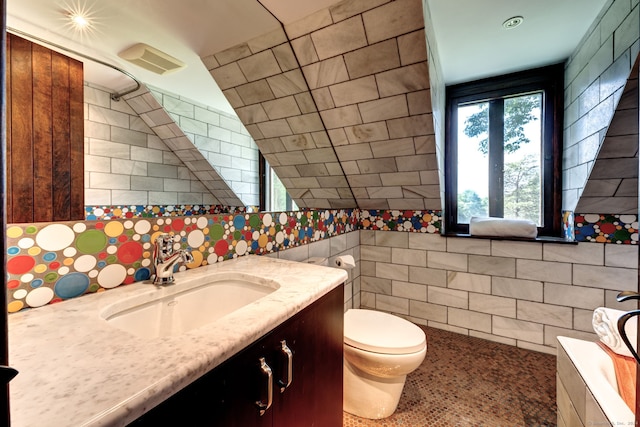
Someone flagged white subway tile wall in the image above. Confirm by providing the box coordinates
[359,230,638,354]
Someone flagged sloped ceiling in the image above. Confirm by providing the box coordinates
[207,0,438,210]
[576,56,639,215]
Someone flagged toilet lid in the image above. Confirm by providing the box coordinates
[344,309,426,355]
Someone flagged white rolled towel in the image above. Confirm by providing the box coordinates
[592,307,637,358]
[469,217,538,238]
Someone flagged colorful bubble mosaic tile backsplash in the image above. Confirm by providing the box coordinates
[6,209,358,313]
[5,208,636,313]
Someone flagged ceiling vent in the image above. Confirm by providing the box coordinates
[118,43,186,75]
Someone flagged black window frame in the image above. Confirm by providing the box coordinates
[444,64,564,237]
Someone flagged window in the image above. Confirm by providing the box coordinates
[445,65,563,236]
[259,154,298,212]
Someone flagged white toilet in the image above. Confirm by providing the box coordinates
[343,309,427,419]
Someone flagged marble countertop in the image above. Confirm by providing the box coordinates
[8,256,347,427]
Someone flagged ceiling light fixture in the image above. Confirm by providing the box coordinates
[502,16,524,30]
[69,13,90,29]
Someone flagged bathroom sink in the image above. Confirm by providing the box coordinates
[101,273,279,338]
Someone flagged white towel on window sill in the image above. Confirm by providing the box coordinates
[468,216,538,238]
[592,307,637,358]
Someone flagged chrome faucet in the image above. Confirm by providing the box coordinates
[152,233,194,285]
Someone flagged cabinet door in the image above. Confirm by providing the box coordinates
[271,285,344,427]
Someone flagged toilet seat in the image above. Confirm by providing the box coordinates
[344,309,426,355]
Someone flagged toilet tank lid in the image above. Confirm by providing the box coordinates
[344,309,426,354]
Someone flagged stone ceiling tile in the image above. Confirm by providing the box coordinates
[330,196,357,208]
[402,185,440,198]
[345,121,389,143]
[272,43,299,73]
[238,50,282,82]
[213,43,252,66]
[398,30,428,66]
[318,176,349,187]
[298,163,330,177]
[351,187,368,198]
[341,160,361,175]
[200,54,219,71]
[344,39,400,79]
[311,16,368,60]
[335,143,374,161]
[359,95,408,123]
[576,197,637,214]
[236,80,275,105]
[281,134,316,151]
[256,119,293,138]
[311,87,336,111]
[388,198,426,210]
[330,0,390,23]
[370,138,415,158]
[358,198,390,209]
[286,176,321,188]
[272,165,301,178]
[311,131,332,148]
[236,104,269,125]
[302,57,350,89]
[304,147,339,164]
[141,109,173,127]
[247,28,288,54]
[244,124,264,140]
[397,154,438,171]
[616,178,638,196]
[256,138,287,155]
[153,124,179,139]
[367,186,404,199]
[582,178,622,196]
[330,76,379,107]
[320,105,363,129]
[357,158,398,174]
[388,113,434,138]
[209,62,248,90]
[290,35,320,67]
[598,134,639,158]
[125,93,156,114]
[414,135,436,154]
[420,170,440,185]
[311,189,340,199]
[325,162,345,176]
[275,150,309,166]
[262,96,302,120]
[376,62,430,98]
[267,69,308,97]
[407,90,432,115]
[380,171,421,186]
[590,157,638,179]
[287,112,326,133]
[362,0,425,44]
[262,153,281,166]
[295,92,318,114]
[607,108,639,136]
[349,174,383,187]
[222,89,244,109]
[285,8,334,40]
[327,128,349,146]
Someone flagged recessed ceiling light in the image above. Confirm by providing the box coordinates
[69,13,90,28]
[502,16,524,30]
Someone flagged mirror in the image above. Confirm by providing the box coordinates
[6,0,286,217]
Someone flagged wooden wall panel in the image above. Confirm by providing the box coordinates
[6,33,83,223]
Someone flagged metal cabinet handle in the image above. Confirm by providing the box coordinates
[278,340,293,392]
[255,357,273,416]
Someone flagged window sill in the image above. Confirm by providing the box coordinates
[442,232,578,244]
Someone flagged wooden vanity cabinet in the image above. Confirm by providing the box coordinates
[130,284,344,427]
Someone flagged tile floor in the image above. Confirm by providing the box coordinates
[343,326,557,427]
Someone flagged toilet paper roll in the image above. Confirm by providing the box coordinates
[334,255,356,269]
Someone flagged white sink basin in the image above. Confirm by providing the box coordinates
[101,273,279,338]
